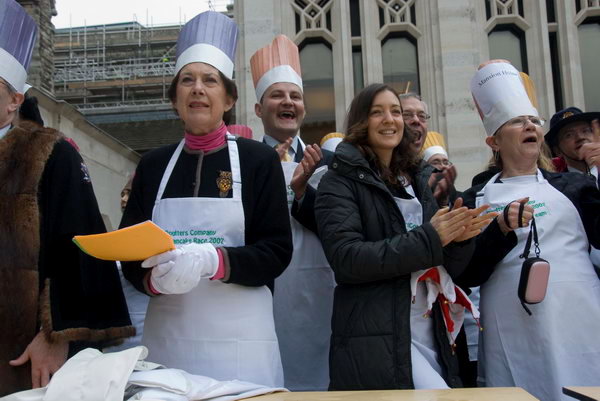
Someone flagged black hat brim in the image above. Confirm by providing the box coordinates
[544,111,600,148]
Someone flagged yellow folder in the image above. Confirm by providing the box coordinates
[73,220,175,262]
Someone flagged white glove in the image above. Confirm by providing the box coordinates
[142,243,219,295]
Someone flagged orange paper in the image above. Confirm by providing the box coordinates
[73,221,175,262]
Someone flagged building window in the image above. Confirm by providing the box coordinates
[548,31,563,110]
[292,0,333,33]
[546,0,556,23]
[349,0,361,37]
[352,46,364,93]
[488,24,528,73]
[299,40,336,145]
[381,34,419,95]
[486,0,524,19]
[579,18,600,110]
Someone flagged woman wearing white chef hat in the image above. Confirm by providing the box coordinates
[459,60,600,400]
[121,11,292,387]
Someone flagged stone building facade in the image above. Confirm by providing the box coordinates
[234,0,600,188]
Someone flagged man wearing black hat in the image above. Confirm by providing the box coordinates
[545,107,600,181]
[545,107,600,274]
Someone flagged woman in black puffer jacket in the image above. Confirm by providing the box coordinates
[315,84,489,390]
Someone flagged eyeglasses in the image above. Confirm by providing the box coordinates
[505,116,546,129]
[429,160,453,168]
[402,112,430,122]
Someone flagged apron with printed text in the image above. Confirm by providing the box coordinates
[142,136,284,387]
[394,187,449,389]
[475,170,600,401]
[272,160,335,390]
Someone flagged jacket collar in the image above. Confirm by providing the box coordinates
[331,142,385,188]
[331,141,432,202]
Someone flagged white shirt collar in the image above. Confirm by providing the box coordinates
[0,124,10,139]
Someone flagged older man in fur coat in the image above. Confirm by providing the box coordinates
[0,118,135,395]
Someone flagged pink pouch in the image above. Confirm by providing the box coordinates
[519,258,550,304]
[518,218,550,315]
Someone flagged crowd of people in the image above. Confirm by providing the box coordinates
[1,1,599,400]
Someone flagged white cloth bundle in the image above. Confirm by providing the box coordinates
[2,347,287,401]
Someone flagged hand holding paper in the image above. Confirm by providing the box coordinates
[142,243,219,295]
[73,221,175,261]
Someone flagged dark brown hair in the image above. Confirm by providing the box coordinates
[344,83,420,187]
[167,67,238,125]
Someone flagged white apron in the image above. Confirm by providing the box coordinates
[272,160,335,390]
[394,186,449,390]
[105,262,149,352]
[475,170,600,401]
[142,136,284,387]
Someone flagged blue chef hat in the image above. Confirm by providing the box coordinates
[175,11,238,79]
[0,0,37,93]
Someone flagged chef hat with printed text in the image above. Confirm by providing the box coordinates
[0,0,37,94]
[470,61,538,136]
[250,35,303,102]
[175,11,238,79]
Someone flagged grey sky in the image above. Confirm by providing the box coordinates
[52,0,231,28]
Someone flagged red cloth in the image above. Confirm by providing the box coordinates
[184,122,227,151]
[552,156,568,172]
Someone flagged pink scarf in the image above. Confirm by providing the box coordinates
[184,122,227,151]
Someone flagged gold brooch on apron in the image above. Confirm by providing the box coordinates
[216,170,232,198]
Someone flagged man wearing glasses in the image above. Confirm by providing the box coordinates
[423,145,452,170]
[400,93,457,206]
[399,93,430,154]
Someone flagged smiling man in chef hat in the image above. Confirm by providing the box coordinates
[251,35,335,391]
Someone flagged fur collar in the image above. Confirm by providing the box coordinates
[0,121,62,395]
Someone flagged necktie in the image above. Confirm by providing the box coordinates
[275,143,292,162]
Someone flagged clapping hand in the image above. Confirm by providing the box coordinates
[430,199,471,246]
[290,144,323,199]
[453,198,498,242]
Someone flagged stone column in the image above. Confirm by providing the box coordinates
[233,0,282,140]
[523,0,555,117]
[331,0,354,131]
[555,0,586,109]
[426,0,491,189]
[360,0,383,86]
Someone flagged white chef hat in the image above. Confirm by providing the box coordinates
[423,145,448,162]
[175,11,238,79]
[250,35,303,101]
[0,0,37,94]
[470,61,538,136]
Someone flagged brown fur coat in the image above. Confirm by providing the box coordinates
[0,122,134,395]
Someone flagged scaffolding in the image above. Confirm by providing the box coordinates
[54,0,234,111]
